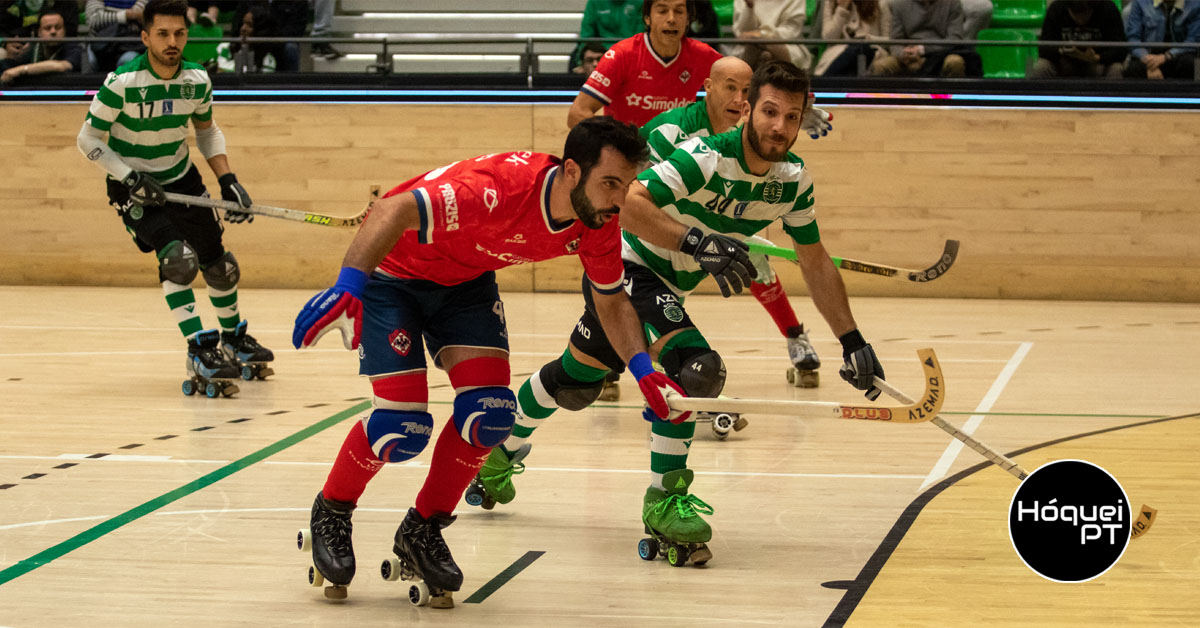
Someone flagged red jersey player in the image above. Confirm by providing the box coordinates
[570,0,723,128]
[289,117,690,606]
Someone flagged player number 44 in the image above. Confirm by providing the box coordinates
[705,196,748,219]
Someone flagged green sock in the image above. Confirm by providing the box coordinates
[505,349,608,454]
[163,280,203,339]
[207,285,240,333]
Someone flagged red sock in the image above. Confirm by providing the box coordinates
[750,278,801,337]
[321,422,384,505]
[322,372,428,505]
[414,357,510,518]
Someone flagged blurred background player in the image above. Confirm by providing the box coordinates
[290,117,690,606]
[76,0,270,395]
[476,61,887,567]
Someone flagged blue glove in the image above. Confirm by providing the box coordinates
[293,267,368,350]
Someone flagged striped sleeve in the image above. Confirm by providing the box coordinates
[192,78,214,121]
[643,123,683,165]
[636,138,717,208]
[781,180,820,245]
[86,73,124,132]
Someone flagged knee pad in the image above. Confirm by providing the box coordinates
[201,250,240,290]
[661,347,726,398]
[452,386,517,448]
[158,240,199,284]
[362,408,434,463]
[538,358,605,411]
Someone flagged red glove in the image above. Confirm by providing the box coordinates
[629,352,691,424]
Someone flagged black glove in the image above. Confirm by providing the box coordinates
[219,173,253,223]
[838,329,884,401]
[679,227,756,298]
[121,170,166,207]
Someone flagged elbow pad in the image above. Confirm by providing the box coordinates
[195,123,228,160]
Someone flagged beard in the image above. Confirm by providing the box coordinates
[745,115,793,163]
[569,177,616,230]
[151,47,181,69]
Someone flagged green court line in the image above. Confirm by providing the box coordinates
[591,403,1163,419]
[0,400,370,587]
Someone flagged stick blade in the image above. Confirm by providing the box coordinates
[892,348,945,423]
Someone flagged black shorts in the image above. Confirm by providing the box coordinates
[570,260,698,373]
[106,165,225,264]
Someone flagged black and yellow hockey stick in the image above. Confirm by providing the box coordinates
[164,185,379,228]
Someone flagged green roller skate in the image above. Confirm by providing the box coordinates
[463,444,530,510]
[637,469,714,567]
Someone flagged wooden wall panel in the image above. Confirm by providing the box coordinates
[2,103,1196,301]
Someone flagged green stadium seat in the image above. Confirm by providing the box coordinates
[712,0,735,26]
[977,28,1031,78]
[990,0,1046,28]
[183,22,223,66]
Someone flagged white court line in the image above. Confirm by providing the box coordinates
[0,454,921,481]
[919,341,1034,490]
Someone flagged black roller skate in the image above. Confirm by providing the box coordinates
[785,325,820,388]
[183,329,239,398]
[297,492,356,600]
[221,320,275,381]
[380,508,461,608]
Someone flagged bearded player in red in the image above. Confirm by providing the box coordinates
[290,117,692,607]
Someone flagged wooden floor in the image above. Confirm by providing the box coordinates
[0,286,1197,627]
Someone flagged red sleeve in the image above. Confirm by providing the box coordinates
[407,172,495,244]
[581,44,624,105]
[579,218,625,294]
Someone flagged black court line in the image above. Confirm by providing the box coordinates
[86,453,108,459]
[227,418,252,423]
[0,484,15,490]
[191,426,214,432]
[821,410,1200,628]
[52,463,77,470]
[155,434,178,440]
[305,403,328,408]
[7,378,21,381]
[462,551,545,604]
[119,443,143,450]
[266,410,290,415]
[21,473,45,480]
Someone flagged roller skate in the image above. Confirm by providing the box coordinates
[182,329,239,398]
[638,469,714,567]
[220,320,275,381]
[380,508,461,608]
[297,492,356,600]
[597,370,620,402]
[696,395,749,440]
[464,443,530,509]
[785,325,820,388]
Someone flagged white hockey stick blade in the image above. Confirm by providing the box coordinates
[668,348,944,423]
[872,377,1029,480]
[164,186,378,228]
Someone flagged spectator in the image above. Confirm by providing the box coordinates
[961,0,992,39]
[86,0,148,72]
[310,0,341,60]
[871,0,982,77]
[691,0,722,38]
[188,1,220,26]
[1,31,29,61]
[0,7,82,84]
[1123,0,1199,79]
[571,0,643,72]
[814,0,892,75]
[573,40,606,74]
[1032,0,1124,79]
[231,1,303,72]
[730,0,812,69]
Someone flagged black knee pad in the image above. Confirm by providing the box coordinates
[539,357,605,411]
[202,250,240,290]
[159,240,199,284]
[660,347,726,398]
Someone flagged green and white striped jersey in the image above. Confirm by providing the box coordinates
[640,99,714,165]
[627,126,819,294]
[85,54,213,184]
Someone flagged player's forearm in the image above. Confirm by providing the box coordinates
[621,183,689,250]
[567,93,603,129]
[341,194,420,273]
[77,121,133,180]
[206,154,232,178]
[590,289,648,363]
[796,242,857,337]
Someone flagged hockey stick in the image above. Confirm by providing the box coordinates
[746,239,960,283]
[873,377,1029,480]
[668,348,944,423]
[164,185,379,228]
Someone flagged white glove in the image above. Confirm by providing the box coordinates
[801,105,833,140]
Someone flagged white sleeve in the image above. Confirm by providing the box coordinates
[76,121,133,181]
[194,122,227,160]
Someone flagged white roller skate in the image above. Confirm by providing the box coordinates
[785,325,820,388]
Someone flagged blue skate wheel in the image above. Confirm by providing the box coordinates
[240,365,254,381]
[464,485,484,507]
[182,380,195,396]
[638,537,658,561]
[205,382,219,398]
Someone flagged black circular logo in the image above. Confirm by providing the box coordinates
[1008,459,1130,582]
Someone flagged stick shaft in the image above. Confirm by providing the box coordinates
[745,240,959,283]
[163,192,366,228]
[873,378,1029,480]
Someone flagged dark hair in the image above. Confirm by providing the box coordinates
[563,116,649,179]
[853,0,878,23]
[748,59,810,107]
[581,41,608,56]
[142,0,190,31]
[37,7,70,28]
[642,0,695,31]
